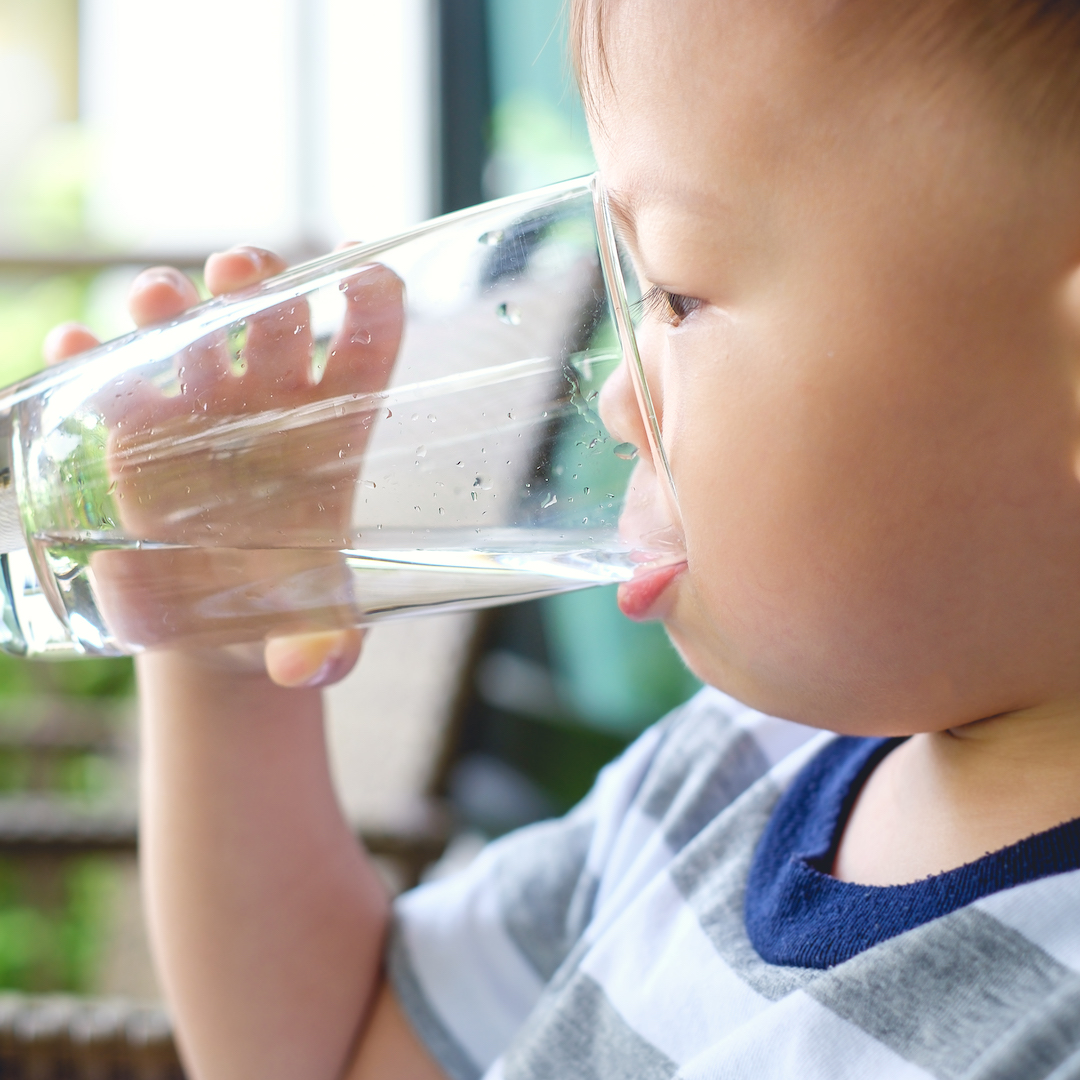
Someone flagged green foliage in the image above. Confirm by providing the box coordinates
[0,747,117,801]
[0,271,93,388]
[0,857,114,993]
[0,587,132,995]
[10,123,93,251]
[0,650,134,701]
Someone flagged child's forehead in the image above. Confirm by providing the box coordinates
[585,5,851,204]
[576,0,1080,152]
[581,0,876,150]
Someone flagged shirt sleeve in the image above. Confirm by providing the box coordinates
[387,720,669,1080]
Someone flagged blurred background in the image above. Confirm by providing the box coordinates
[0,0,698,1037]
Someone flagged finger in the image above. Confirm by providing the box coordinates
[264,628,364,689]
[238,295,315,397]
[204,246,287,296]
[176,245,286,410]
[113,266,224,423]
[205,246,312,398]
[43,322,100,366]
[128,267,201,328]
[321,264,405,398]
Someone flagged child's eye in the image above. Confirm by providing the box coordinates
[637,285,703,325]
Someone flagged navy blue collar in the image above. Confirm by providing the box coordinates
[745,735,1080,969]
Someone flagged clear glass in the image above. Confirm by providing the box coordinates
[0,176,677,658]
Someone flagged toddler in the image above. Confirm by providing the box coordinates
[44,0,1080,1077]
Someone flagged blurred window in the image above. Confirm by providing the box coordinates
[0,0,438,383]
[483,0,594,198]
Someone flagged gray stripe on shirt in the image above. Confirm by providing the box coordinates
[670,777,822,1001]
[497,816,599,982]
[502,971,677,1080]
[808,906,1080,1080]
[966,979,1080,1080]
[386,922,482,1080]
[638,705,772,853]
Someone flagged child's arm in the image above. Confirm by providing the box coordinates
[45,253,448,1080]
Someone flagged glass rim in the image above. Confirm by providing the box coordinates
[590,175,679,510]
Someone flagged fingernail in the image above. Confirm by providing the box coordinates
[228,246,269,271]
[138,267,188,290]
[300,654,341,689]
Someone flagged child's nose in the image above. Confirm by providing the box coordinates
[599,357,652,455]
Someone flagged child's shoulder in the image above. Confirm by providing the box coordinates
[617,685,827,842]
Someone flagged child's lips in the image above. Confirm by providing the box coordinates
[617,561,687,621]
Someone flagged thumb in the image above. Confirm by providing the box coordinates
[264,628,364,689]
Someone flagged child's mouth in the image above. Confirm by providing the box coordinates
[617,560,687,621]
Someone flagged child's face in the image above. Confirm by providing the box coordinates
[593,0,1080,734]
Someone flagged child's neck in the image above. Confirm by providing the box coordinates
[832,699,1080,886]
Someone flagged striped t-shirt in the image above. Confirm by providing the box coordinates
[389,687,1080,1080]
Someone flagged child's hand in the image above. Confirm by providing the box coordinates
[43,245,404,688]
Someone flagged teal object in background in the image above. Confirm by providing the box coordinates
[542,587,700,737]
[483,0,595,197]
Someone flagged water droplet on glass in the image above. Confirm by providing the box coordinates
[438,506,445,515]
[350,329,372,345]
[471,491,478,501]
[411,412,419,421]
[496,302,521,326]
[414,505,422,512]
[106,481,117,495]
[480,229,504,246]
[416,445,427,458]
[542,493,557,509]
[584,487,590,495]
[456,460,464,468]
[338,449,346,458]
[587,390,599,401]
[582,517,588,524]
[473,476,482,487]
[614,442,639,461]
[362,479,377,489]
[428,413,437,423]
[385,408,393,419]
[507,409,516,420]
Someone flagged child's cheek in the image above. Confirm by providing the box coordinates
[654,310,862,697]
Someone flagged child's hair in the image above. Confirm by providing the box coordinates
[569,0,1080,141]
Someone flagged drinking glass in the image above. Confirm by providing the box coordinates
[0,175,678,657]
